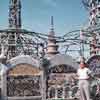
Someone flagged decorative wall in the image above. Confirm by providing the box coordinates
[7,64,43,98]
[47,64,77,99]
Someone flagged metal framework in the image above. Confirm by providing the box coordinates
[0,0,100,62]
[0,0,100,100]
[82,0,100,56]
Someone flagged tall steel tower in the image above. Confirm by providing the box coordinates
[83,0,100,56]
[7,0,22,59]
[9,0,21,29]
[0,0,46,61]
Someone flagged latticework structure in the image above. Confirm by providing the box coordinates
[0,0,100,100]
[82,0,100,55]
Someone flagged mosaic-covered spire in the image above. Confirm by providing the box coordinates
[47,16,59,56]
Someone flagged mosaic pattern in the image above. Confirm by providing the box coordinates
[7,64,41,76]
[7,75,41,96]
[47,64,77,99]
[7,64,42,97]
[49,64,76,73]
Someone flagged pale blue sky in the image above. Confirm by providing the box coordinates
[0,0,88,36]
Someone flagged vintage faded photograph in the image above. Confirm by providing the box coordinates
[0,0,100,100]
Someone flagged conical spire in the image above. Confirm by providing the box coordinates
[48,16,55,37]
[46,16,59,57]
[9,0,22,29]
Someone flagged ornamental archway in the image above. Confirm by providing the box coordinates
[6,63,43,100]
[47,64,77,99]
[87,55,100,77]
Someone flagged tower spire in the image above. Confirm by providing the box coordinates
[49,16,55,36]
[46,16,59,58]
[9,0,22,29]
[51,16,54,31]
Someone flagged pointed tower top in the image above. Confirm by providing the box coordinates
[49,16,55,36]
[46,16,59,58]
[51,16,54,31]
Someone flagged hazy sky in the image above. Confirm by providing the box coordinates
[0,0,88,36]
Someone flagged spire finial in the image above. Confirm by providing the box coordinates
[50,16,54,31]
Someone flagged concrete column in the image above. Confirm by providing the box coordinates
[47,89,50,98]
[1,72,7,100]
[55,88,57,99]
[62,87,65,99]
[41,71,46,100]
